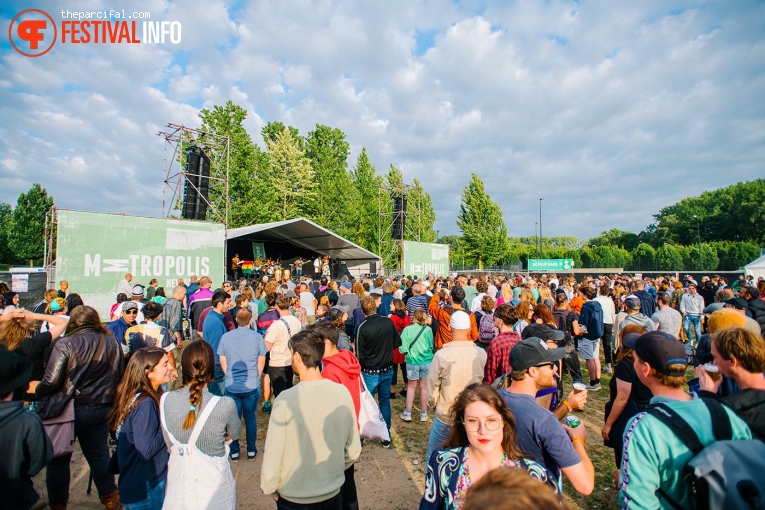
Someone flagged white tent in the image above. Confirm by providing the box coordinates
[744,254,765,281]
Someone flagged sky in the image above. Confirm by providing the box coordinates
[1,0,764,242]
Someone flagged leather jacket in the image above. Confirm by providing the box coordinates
[35,329,123,405]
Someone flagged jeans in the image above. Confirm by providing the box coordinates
[209,364,226,396]
[47,403,116,506]
[361,369,393,430]
[226,387,260,455]
[683,315,702,345]
[425,416,453,465]
[277,492,342,510]
[602,323,614,365]
[123,479,166,510]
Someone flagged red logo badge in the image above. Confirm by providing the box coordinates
[8,9,57,57]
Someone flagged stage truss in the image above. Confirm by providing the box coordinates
[377,182,422,273]
[157,123,231,227]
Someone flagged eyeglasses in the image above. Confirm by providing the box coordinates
[463,417,503,432]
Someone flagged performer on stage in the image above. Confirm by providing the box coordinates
[231,253,241,280]
[294,257,304,278]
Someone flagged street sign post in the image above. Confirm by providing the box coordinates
[527,259,574,272]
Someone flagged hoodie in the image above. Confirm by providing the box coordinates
[0,401,53,510]
[322,350,362,421]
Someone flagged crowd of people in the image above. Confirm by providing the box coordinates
[0,269,764,510]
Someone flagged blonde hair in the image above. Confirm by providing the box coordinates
[413,308,428,325]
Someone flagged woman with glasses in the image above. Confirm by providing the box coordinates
[420,384,557,510]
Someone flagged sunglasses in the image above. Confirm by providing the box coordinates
[534,362,555,370]
[125,310,138,315]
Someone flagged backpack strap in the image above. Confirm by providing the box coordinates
[645,403,704,454]
[700,398,733,441]
[279,318,292,337]
[188,395,220,447]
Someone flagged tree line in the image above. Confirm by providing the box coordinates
[447,175,763,272]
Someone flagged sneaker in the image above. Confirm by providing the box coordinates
[604,365,613,374]
[262,401,272,414]
[229,452,240,462]
[247,451,257,461]
[584,383,601,391]
[382,440,391,448]
[420,411,428,422]
[400,411,412,422]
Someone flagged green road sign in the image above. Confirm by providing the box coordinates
[527,258,574,272]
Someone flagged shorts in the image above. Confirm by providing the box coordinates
[262,352,270,375]
[406,363,431,381]
[579,338,600,360]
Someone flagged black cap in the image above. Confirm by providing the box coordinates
[634,331,687,377]
[622,332,642,350]
[510,337,565,372]
[724,298,748,311]
[0,350,33,395]
[521,323,565,342]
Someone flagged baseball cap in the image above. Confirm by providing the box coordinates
[328,305,349,321]
[131,285,145,296]
[621,332,642,350]
[284,290,298,298]
[521,323,565,343]
[624,297,641,310]
[122,301,138,312]
[707,309,746,332]
[723,298,748,310]
[633,331,687,377]
[340,282,352,290]
[509,337,565,372]
[450,310,471,330]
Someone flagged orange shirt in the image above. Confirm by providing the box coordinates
[428,294,479,349]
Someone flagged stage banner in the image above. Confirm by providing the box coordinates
[402,241,450,277]
[251,242,266,260]
[56,210,225,318]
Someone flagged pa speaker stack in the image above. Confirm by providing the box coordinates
[182,146,211,221]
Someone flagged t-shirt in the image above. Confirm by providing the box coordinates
[265,315,302,367]
[299,292,317,316]
[217,327,268,393]
[336,293,360,311]
[609,358,652,411]
[499,390,581,485]
[406,295,429,318]
[650,307,682,337]
[125,322,174,353]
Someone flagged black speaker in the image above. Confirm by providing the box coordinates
[182,147,211,220]
[392,195,406,239]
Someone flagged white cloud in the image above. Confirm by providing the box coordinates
[1,0,763,245]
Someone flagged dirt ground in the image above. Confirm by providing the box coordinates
[32,419,424,510]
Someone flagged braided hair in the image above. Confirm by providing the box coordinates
[181,340,215,430]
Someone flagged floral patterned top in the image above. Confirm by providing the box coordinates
[420,446,558,510]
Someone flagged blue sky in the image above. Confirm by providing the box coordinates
[1,0,764,241]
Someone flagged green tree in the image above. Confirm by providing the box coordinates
[711,241,760,270]
[457,174,510,268]
[0,202,14,264]
[9,184,53,263]
[438,234,465,269]
[261,122,302,147]
[406,178,437,243]
[349,148,382,253]
[684,243,719,271]
[656,244,684,271]
[266,128,317,221]
[589,229,640,251]
[197,101,266,227]
[630,243,657,271]
[305,124,355,236]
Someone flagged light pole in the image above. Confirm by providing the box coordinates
[539,198,543,258]
[694,214,702,270]
[535,222,538,258]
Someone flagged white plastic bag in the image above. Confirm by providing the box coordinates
[357,376,390,442]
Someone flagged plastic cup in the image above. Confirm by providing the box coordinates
[573,383,587,394]
[704,363,721,381]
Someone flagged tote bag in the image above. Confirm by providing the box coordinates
[357,376,390,442]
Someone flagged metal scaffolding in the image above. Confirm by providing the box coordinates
[377,182,423,273]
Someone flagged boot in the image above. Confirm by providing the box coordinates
[100,490,123,510]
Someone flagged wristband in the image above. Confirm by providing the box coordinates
[562,400,573,412]
[572,437,585,446]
